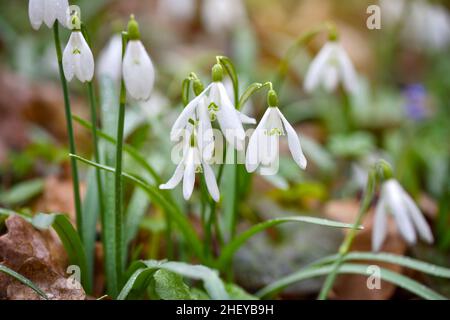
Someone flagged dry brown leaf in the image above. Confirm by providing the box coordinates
[0,215,85,300]
[324,199,407,300]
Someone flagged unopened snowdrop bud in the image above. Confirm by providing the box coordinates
[246,91,307,174]
[304,39,358,94]
[212,64,224,82]
[372,179,434,252]
[62,15,94,82]
[29,0,69,30]
[122,15,155,100]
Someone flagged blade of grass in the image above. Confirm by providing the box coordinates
[257,263,447,300]
[216,216,362,270]
[0,264,48,299]
[310,251,450,278]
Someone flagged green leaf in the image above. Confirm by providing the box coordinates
[154,269,193,300]
[0,178,44,206]
[225,283,258,300]
[257,263,447,300]
[0,264,47,299]
[313,252,450,278]
[118,260,229,300]
[238,82,264,110]
[217,216,363,270]
[126,188,150,245]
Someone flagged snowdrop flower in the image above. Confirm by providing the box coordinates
[160,124,220,202]
[97,35,122,83]
[123,15,155,100]
[372,179,433,251]
[170,64,255,151]
[246,90,307,175]
[159,0,196,21]
[28,0,69,30]
[304,40,358,94]
[380,0,450,51]
[202,0,247,34]
[62,16,94,82]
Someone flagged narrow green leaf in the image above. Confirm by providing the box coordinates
[0,179,44,206]
[154,269,193,300]
[217,216,363,270]
[312,252,450,278]
[0,264,47,299]
[257,263,447,300]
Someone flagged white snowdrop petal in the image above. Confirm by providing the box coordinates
[384,180,417,244]
[29,0,44,30]
[170,86,211,141]
[62,35,75,81]
[215,83,246,148]
[78,33,95,82]
[182,149,196,200]
[304,42,335,92]
[245,108,271,172]
[276,108,307,169]
[54,0,69,28]
[159,162,184,190]
[336,45,358,94]
[322,66,339,92]
[197,98,214,160]
[372,199,388,252]
[123,41,155,100]
[402,191,434,244]
[237,110,256,124]
[43,0,57,28]
[202,162,220,202]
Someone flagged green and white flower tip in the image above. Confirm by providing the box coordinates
[372,179,434,252]
[28,0,69,30]
[245,90,307,174]
[123,15,155,101]
[170,63,255,152]
[160,124,220,202]
[62,14,94,83]
[304,35,358,94]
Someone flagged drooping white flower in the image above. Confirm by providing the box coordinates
[372,179,433,251]
[159,0,196,21]
[246,91,307,175]
[170,81,255,151]
[28,0,69,30]
[123,40,155,100]
[380,0,450,51]
[97,35,122,83]
[122,15,155,101]
[304,41,358,94]
[160,125,220,202]
[62,31,94,82]
[202,0,247,34]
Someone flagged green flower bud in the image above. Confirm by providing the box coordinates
[193,79,204,96]
[267,89,278,107]
[212,63,223,82]
[127,14,140,40]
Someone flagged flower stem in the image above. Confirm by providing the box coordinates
[87,80,105,231]
[114,32,128,287]
[317,169,377,299]
[52,23,83,240]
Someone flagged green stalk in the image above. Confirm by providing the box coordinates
[52,23,83,240]
[318,169,377,299]
[114,32,128,287]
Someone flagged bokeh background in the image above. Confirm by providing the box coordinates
[0,0,449,299]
